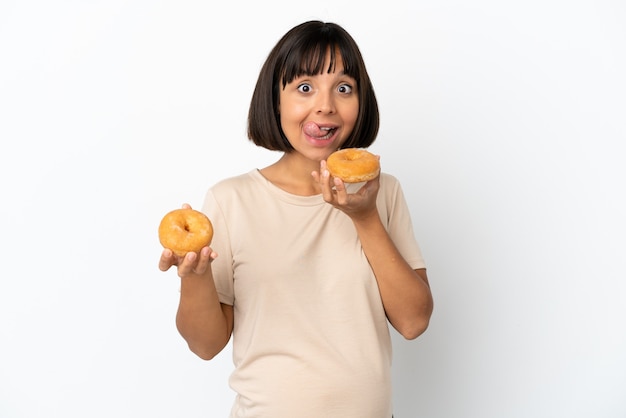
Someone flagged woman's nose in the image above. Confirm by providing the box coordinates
[316,90,336,114]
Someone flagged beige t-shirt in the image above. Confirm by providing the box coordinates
[202,169,425,418]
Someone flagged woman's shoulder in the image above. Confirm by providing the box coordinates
[210,170,262,193]
[378,171,402,193]
[376,171,410,210]
[379,171,399,184]
[202,171,264,211]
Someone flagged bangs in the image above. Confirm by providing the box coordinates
[279,38,360,88]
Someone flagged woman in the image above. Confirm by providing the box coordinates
[159,20,433,418]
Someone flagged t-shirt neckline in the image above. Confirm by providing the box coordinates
[249,169,326,207]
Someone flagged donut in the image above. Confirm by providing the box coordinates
[326,148,380,183]
[158,208,213,257]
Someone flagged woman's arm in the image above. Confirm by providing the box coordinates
[351,213,433,339]
[159,246,233,360]
[314,163,433,339]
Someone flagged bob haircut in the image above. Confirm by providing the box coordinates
[247,21,380,152]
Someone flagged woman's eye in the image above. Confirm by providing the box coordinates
[297,83,312,93]
[338,84,353,94]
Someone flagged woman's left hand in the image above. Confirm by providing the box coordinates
[313,160,380,221]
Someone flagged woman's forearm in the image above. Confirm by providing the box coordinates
[176,273,233,360]
[353,213,434,339]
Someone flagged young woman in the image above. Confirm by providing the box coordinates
[159,20,433,418]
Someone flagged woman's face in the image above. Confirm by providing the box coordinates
[278,50,359,162]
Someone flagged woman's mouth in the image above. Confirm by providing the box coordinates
[303,122,337,140]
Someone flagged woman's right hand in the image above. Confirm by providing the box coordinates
[158,246,217,278]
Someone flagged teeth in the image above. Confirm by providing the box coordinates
[321,127,332,131]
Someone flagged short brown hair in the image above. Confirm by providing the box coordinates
[247,21,379,152]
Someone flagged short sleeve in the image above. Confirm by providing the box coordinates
[378,174,426,270]
[201,189,235,305]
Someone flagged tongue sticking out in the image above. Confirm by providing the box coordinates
[303,122,326,138]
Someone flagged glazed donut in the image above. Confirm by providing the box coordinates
[326,148,380,183]
[158,208,213,257]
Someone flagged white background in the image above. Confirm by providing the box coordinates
[1,1,625,417]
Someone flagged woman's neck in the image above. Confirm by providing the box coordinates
[259,153,322,196]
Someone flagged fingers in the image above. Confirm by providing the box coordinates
[187,247,216,275]
[331,176,350,205]
[158,248,175,272]
[177,247,216,277]
[320,167,335,202]
[158,246,217,277]
[176,251,199,276]
[316,160,340,203]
